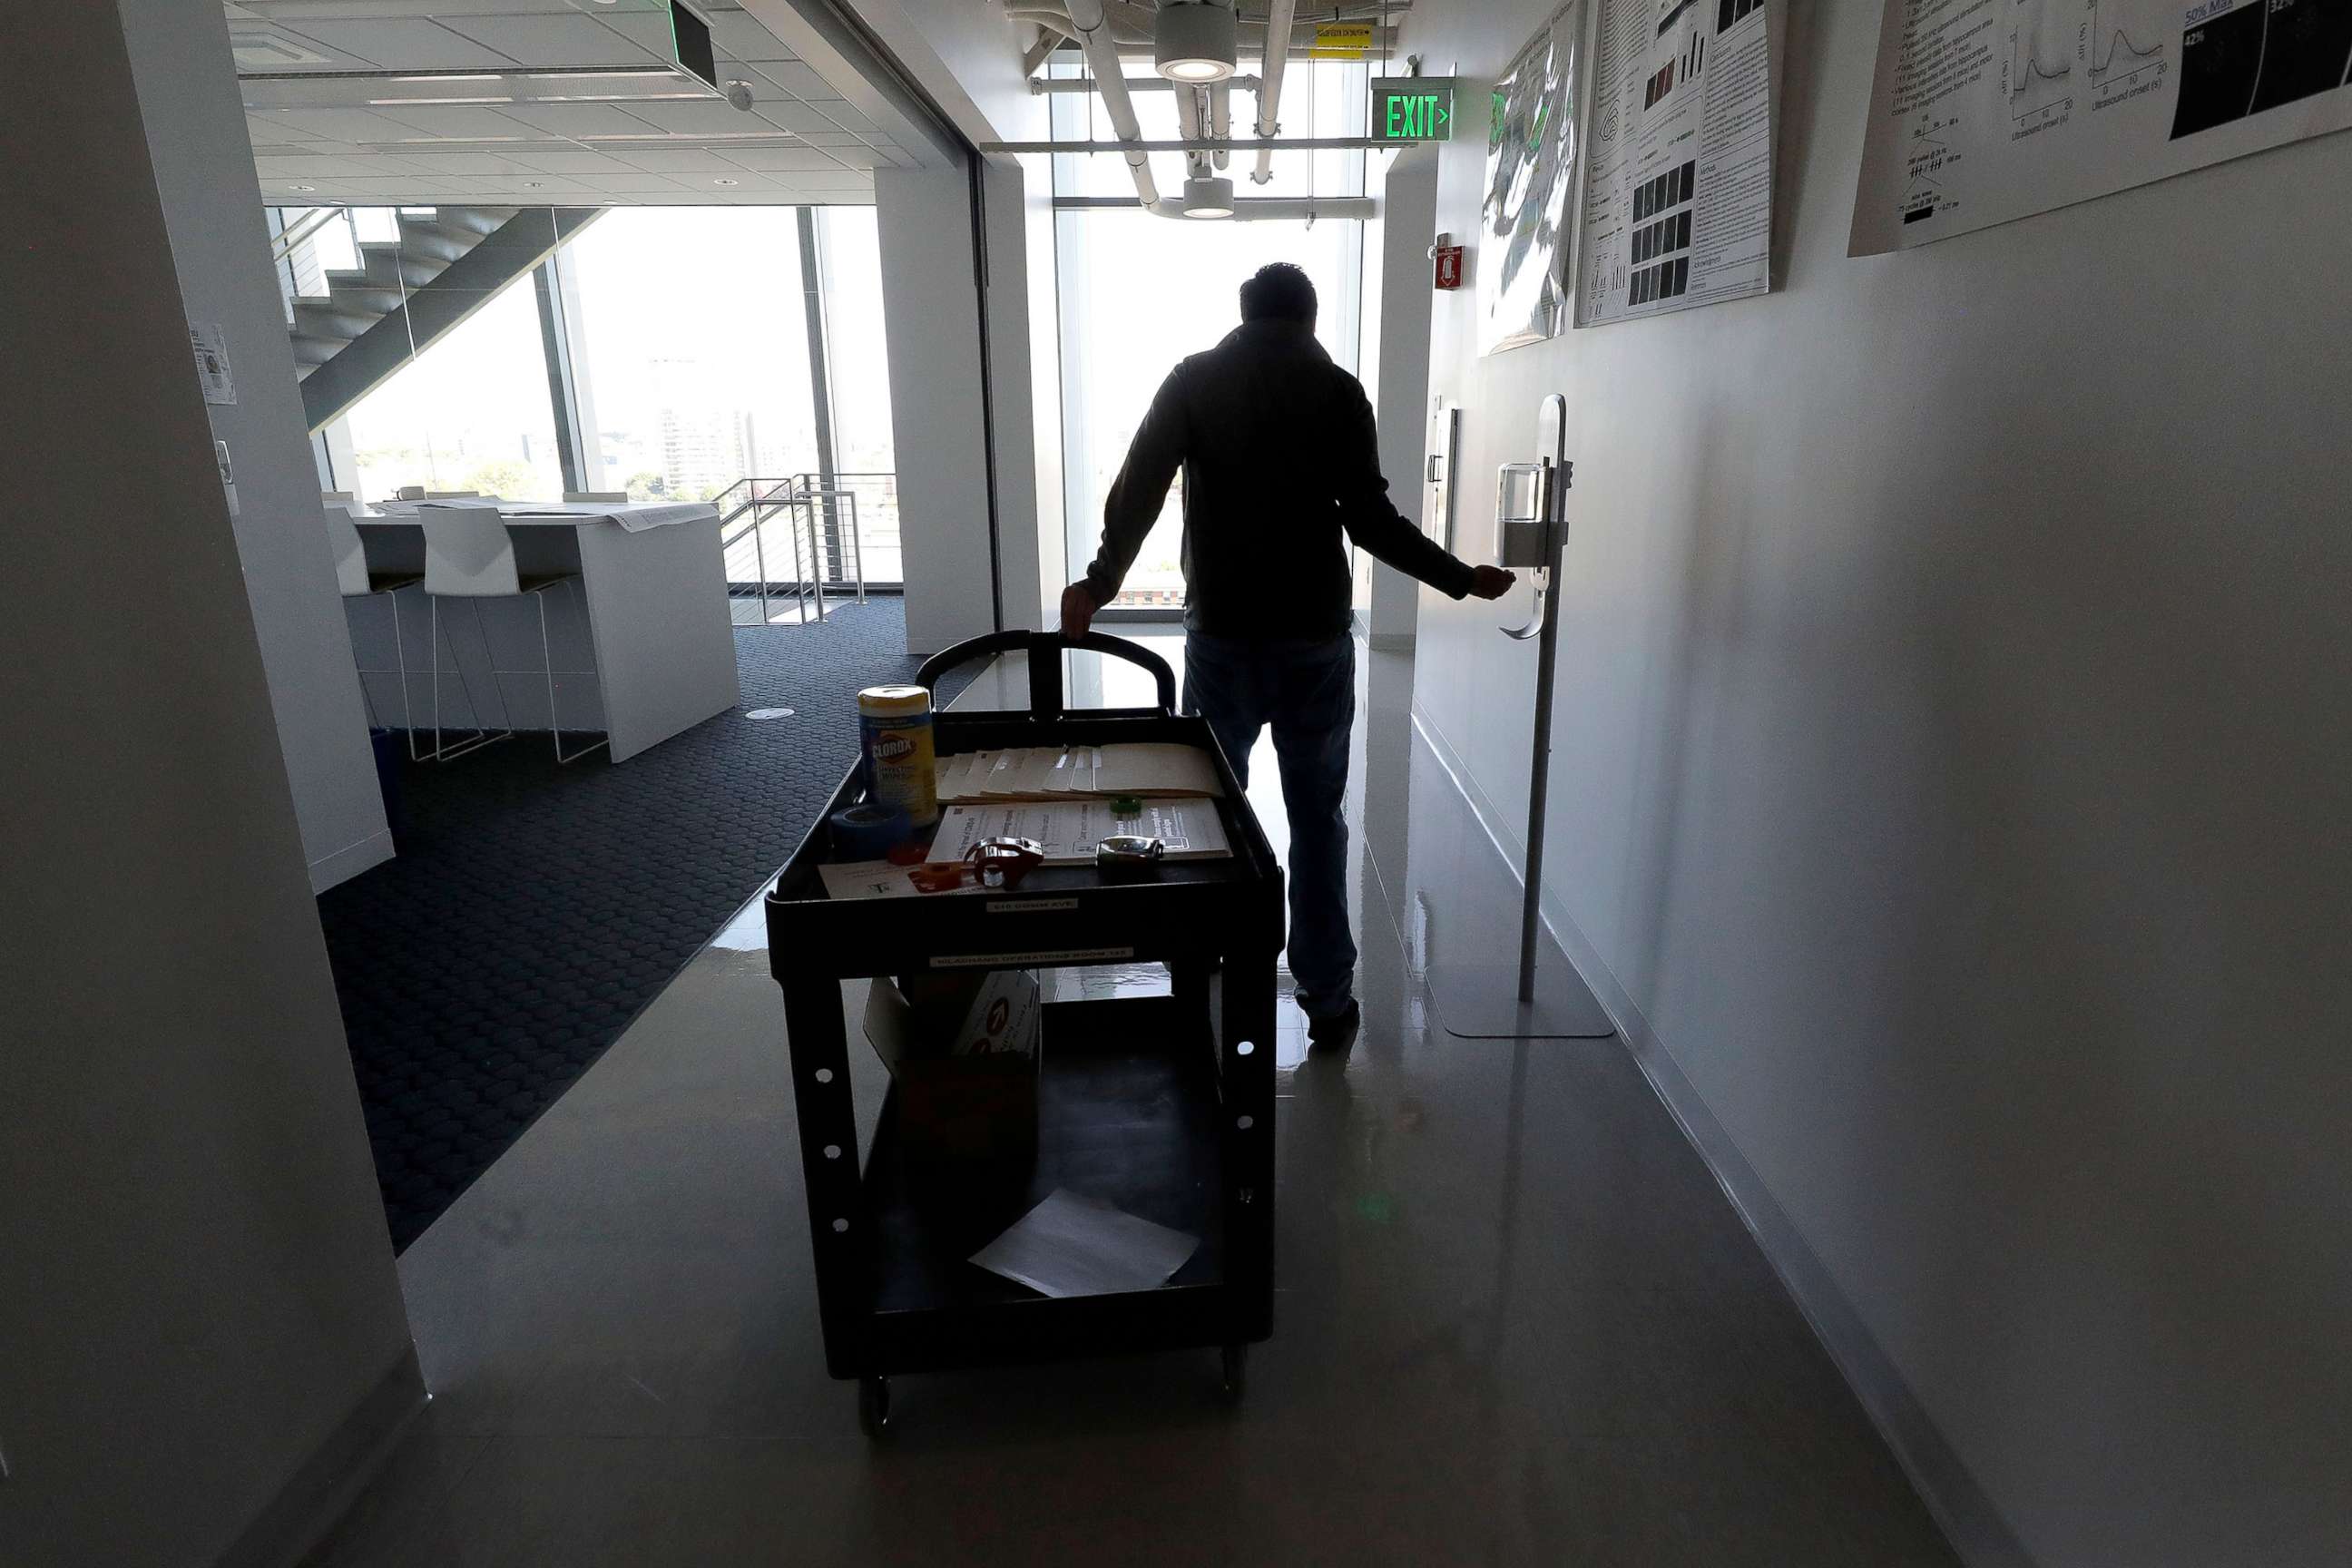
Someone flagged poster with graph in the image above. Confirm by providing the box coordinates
[1851,0,2352,255]
[1573,0,1780,327]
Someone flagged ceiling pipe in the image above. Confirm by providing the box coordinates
[1061,0,1160,206]
[1146,196,1368,220]
[1173,78,1212,180]
[1251,0,1296,185]
[1028,74,1262,93]
[1004,2,1398,53]
[1210,80,1231,170]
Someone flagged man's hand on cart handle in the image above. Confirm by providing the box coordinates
[1060,579,1105,640]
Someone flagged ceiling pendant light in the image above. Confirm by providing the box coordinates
[1181,174,1236,218]
[1155,2,1238,83]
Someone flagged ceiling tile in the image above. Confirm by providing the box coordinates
[251,113,318,142]
[610,147,739,173]
[591,12,682,53]
[501,103,665,138]
[718,145,842,172]
[505,147,632,173]
[276,20,516,71]
[436,14,656,67]
[394,152,536,175]
[762,102,851,135]
[575,172,691,192]
[254,155,383,177]
[370,106,537,142]
[797,132,867,148]
[619,100,761,136]
[705,12,799,62]
[266,107,446,143]
[748,60,839,100]
[779,172,872,190]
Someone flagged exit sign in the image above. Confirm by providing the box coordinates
[1372,78,1455,142]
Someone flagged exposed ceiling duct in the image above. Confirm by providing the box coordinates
[1250,0,1295,186]
[1006,0,1409,218]
[1059,0,1161,207]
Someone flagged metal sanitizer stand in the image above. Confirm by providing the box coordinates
[1425,394,1615,1040]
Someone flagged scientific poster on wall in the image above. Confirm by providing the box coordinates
[1573,0,1779,328]
[1850,0,2352,256]
[1478,2,1584,356]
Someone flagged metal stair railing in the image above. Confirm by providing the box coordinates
[714,473,896,627]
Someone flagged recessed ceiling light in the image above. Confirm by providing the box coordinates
[522,181,544,189]
[712,177,739,186]
[289,183,318,191]
[1155,3,1238,83]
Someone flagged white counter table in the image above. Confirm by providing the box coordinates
[348,501,739,762]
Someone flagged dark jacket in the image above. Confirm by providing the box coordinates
[1083,318,1478,639]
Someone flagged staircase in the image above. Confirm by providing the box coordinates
[287,205,602,433]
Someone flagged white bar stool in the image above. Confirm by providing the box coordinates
[418,504,605,764]
[326,502,421,759]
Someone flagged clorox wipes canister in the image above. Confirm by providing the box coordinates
[857,684,938,828]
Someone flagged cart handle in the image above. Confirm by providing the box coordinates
[916,629,1179,720]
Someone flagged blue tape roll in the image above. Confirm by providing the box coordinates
[831,802,912,858]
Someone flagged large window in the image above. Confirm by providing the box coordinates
[1049,60,1371,607]
[307,203,897,583]
[341,268,564,505]
[560,207,821,503]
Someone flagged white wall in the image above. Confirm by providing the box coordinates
[0,7,416,1565]
[1358,144,1443,648]
[838,0,1044,147]
[121,0,392,892]
[875,163,1000,653]
[1406,5,2352,1566]
[976,154,1067,632]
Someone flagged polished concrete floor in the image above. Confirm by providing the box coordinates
[307,635,1958,1567]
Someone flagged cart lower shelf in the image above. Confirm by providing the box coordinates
[848,994,1257,1377]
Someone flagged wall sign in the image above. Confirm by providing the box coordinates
[1310,21,1373,60]
[1372,77,1457,142]
[1433,242,1465,289]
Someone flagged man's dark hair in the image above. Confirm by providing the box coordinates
[1239,262,1318,327]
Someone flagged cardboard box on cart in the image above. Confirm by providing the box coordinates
[862,967,1041,1179]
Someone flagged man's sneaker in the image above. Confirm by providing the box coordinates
[1306,999,1361,1054]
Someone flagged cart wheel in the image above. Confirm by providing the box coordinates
[858,1376,892,1438]
[1218,1344,1248,1407]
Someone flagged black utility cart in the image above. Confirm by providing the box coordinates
[765,631,1284,1435]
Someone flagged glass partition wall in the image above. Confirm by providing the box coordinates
[286,203,898,590]
[1049,56,1371,614]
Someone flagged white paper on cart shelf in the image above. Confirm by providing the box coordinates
[1092,742,1223,799]
[981,749,1025,795]
[1011,746,1063,795]
[968,1188,1199,1298]
[936,750,993,802]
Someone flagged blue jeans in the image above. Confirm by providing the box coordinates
[1183,631,1357,1019]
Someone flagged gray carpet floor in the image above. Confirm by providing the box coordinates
[317,597,973,1250]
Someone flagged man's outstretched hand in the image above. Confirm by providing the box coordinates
[1468,564,1517,601]
[1060,580,1102,640]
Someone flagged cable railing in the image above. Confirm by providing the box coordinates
[713,472,901,625]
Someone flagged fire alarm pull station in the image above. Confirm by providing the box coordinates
[1424,392,1614,1042]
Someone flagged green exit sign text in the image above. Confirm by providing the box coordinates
[1371,78,1455,142]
